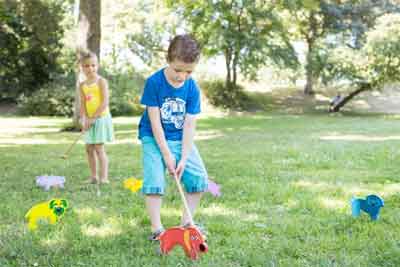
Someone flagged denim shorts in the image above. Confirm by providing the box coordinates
[141,136,208,195]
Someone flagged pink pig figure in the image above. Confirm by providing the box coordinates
[36,175,65,191]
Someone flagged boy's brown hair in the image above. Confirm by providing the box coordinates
[167,34,201,63]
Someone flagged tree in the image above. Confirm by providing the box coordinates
[166,0,298,89]
[282,0,396,95]
[326,13,400,112]
[122,0,177,68]
[78,0,101,58]
[0,0,65,100]
[72,0,101,127]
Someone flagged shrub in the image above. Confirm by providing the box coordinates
[101,66,145,116]
[17,82,75,116]
[109,94,144,116]
[201,80,250,110]
[16,66,147,117]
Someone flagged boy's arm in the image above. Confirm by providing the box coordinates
[91,77,109,118]
[181,114,196,163]
[147,106,176,174]
[176,114,197,178]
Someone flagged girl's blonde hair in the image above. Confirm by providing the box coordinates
[79,51,98,64]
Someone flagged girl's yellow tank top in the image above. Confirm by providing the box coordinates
[82,82,109,118]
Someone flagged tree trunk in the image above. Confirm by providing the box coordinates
[72,0,101,129]
[304,12,317,95]
[225,48,233,87]
[79,0,101,59]
[304,63,313,94]
[330,82,372,112]
[304,40,315,95]
[232,50,239,87]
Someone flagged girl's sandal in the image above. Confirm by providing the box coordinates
[100,178,110,184]
[85,177,98,184]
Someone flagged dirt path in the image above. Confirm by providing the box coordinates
[0,102,17,115]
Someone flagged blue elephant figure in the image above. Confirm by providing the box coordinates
[351,195,384,221]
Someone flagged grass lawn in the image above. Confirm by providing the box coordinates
[1,112,400,267]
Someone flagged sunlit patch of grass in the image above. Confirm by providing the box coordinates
[380,183,400,197]
[81,217,123,238]
[320,134,400,141]
[40,234,67,247]
[112,117,140,124]
[108,138,141,145]
[159,206,181,217]
[195,129,224,140]
[201,203,260,221]
[75,207,104,222]
[318,197,347,210]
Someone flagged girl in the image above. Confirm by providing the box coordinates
[79,51,114,184]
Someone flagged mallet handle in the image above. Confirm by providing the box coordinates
[62,131,85,158]
[173,173,195,226]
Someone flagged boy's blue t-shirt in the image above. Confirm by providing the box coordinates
[138,68,201,141]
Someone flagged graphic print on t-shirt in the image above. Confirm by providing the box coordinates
[160,97,186,129]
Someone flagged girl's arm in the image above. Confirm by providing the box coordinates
[79,83,89,130]
[147,106,176,175]
[176,114,197,178]
[91,77,109,118]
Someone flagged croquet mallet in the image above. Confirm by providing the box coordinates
[60,131,85,159]
[157,173,208,260]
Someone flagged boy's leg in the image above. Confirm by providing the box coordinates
[95,144,109,183]
[86,144,97,181]
[145,195,163,232]
[181,192,203,226]
[141,136,167,235]
[176,144,208,225]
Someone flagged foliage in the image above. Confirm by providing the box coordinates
[201,79,250,110]
[17,75,75,116]
[166,0,298,87]
[280,0,398,93]
[126,20,170,67]
[101,65,146,116]
[0,0,67,100]
[364,13,400,86]
[107,0,176,67]
[324,13,400,89]
[17,65,146,117]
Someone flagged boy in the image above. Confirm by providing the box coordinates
[138,34,208,240]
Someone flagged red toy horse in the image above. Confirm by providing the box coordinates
[158,226,208,260]
[158,174,209,260]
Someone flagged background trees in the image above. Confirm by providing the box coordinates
[0,0,66,100]
[166,0,298,89]
[1,0,400,114]
[326,13,400,112]
[281,0,397,95]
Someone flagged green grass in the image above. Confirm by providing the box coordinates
[1,113,400,267]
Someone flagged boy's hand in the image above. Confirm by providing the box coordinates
[164,153,176,176]
[175,160,186,180]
